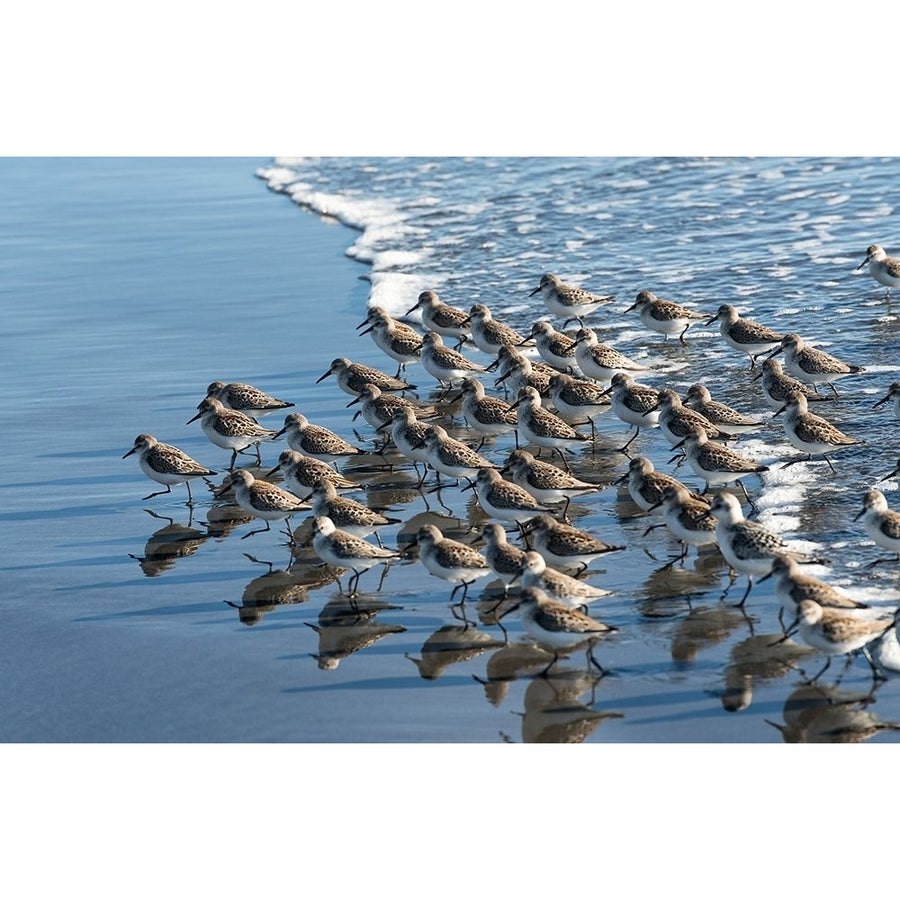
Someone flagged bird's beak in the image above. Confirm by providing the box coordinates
[186,411,202,424]
[315,370,332,383]
[773,403,787,417]
[623,302,637,314]
[358,325,374,336]
[271,427,287,439]
[702,312,718,326]
[346,396,362,408]
[122,447,136,458]
[265,465,280,478]
[873,394,890,408]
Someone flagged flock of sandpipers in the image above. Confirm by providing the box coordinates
[124,244,900,686]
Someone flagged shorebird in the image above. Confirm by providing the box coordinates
[406,290,472,345]
[467,466,547,528]
[309,479,400,542]
[346,383,423,432]
[513,551,614,609]
[529,273,615,328]
[123,433,217,505]
[623,290,707,344]
[751,357,834,412]
[502,448,600,519]
[683,383,766,437]
[705,492,825,605]
[357,306,423,376]
[420,331,486,389]
[646,483,718,564]
[229,469,311,541]
[265,448,356,499]
[774,391,864,473]
[480,522,530,592]
[508,385,591,469]
[507,586,616,675]
[649,388,729,446]
[547,372,611,437]
[273,412,363,467]
[310,515,399,595]
[418,425,495,488]
[574,327,649,382]
[766,333,865,396]
[523,513,624,575]
[873,381,900,418]
[456,376,519,446]
[316,357,416,396]
[462,303,532,355]
[853,489,900,566]
[526,320,579,372]
[615,455,698,512]
[411,523,491,603]
[492,346,554,397]
[857,244,900,297]
[205,381,294,419]
[187,396,277,470]
[759,555,869,629]
[601,372,660,454]
[672,426,768,507]
[379,408,434,474]
[705,304,783,367]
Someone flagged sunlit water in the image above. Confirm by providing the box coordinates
[3,157,900,742]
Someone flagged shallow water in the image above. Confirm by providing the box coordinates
[3,157,900,742]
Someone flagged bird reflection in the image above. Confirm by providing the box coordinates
[406,624,505,680]
[224,555,311,626]
[203,475,256,539]
[670,604,751,664]
[308,593,406,670]
[767,682,900,743]
[719,634,818,712]
[128,509,208,577]
[473,640,557,706]
[519,667,623,743]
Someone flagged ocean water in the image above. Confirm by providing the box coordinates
[3,156,900,743]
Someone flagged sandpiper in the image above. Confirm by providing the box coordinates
[672,426,768,502]
[574,327,648,382]
[412,523,491,603]
[602,372,660,453]
[624,290,707,344]
[508,385,590,468]
[123,433,217,505]
[705,492,824,605]
[265,448,356,499]
[526,320,579,372]
[229,468,311,540]
[406,290,472,343]
[752,357,834,411]
[273,412,363,466]
[316,357,416,396]
[547,372,611,432]
[759,555,869,628]
[468,466,547,527]
[420,425,495,485]
[493,346,554,397]
[853,489,900,566]
[774,391,864,473]
[683,383,766,436]
[309,479,400,540]
[187,396,277,470]
[615,455,697,512]
[480,522,530,590]
[357,307,423,375]
[502,448,599,518]
[457,376,519,443]
[514,551,613,608]
[463,303,532,355]
[788,599,894,682]
[383,408,434,468]
[509,586,616,675]
[650,388,728,446]
[873,381,900,418]
[857,244,900,297]
[646,483,718,564]
[704,304,783,367]
[523,513,624,574]
[529,273,614,328]
[767,333,865,396]
[347,383,422,432]
[310,515,399,595]
[206,381,294,419]
[420,331,486,388]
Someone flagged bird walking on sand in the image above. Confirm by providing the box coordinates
[853,489,900,567]
[704,304,783,368]
[857,244,900,297]
[624,290,707,344]
[187,396,278,470]
[229,468,311,541]
[522,513,624,575]
[123,433,217,505]
[310,515,399,596]
[529,273,615,328]
[411,524,491,604]
[406,290,472,345]
[774,391,864,473]
[766,333,865,396]
[205,380,294,419]
[316,357,416,396]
